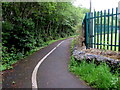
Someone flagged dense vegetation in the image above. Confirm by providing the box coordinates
[1,2,88,70]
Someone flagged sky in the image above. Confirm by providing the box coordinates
[72,0,120,11]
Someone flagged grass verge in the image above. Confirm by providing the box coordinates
[69,40,120,88]
[1,36,76,71]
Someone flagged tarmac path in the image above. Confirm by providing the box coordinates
[2,38,91,89]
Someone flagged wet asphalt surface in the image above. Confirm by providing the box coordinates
[2,38,91,89]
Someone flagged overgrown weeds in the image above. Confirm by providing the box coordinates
[69,39,120,88]
[69,56,120,88]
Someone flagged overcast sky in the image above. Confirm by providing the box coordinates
[73,0,120,11]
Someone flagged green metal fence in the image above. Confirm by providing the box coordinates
[83,8,120,51]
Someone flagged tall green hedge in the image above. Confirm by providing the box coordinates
[1,2,88,70]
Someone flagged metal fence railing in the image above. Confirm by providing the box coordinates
[83,8,120,51]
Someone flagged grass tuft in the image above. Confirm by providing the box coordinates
[69,56,120,88]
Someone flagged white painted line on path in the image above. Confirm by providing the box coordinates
[32,41,64,89]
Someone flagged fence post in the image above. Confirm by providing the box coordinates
[82,17,86,47]
[86,13,89,48]
[94,11,96,49]
[118,1,120,51]
[89,12,94,48]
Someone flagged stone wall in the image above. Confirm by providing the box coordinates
[72,46,120,73]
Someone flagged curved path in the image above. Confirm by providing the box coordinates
[2,38,91,88]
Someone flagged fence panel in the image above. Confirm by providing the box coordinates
[83,8,120,51]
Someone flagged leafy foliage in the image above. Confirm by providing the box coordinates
[2,2,88,70]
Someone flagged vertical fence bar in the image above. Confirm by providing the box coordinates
[88,13,91,48]
[107,9,110,50]
[86,13,89,48]
[89,12,94,48]
[97,11,100,49]
[94,11,96,48]
[119,19,120,51]
[104,10,106,49]
[111,8,114,50]
[88,13,90,48]
[100,11,102,49]
[119,2,120,51]
[114,8,118,51]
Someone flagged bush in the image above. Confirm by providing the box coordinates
[1,2,88,71]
